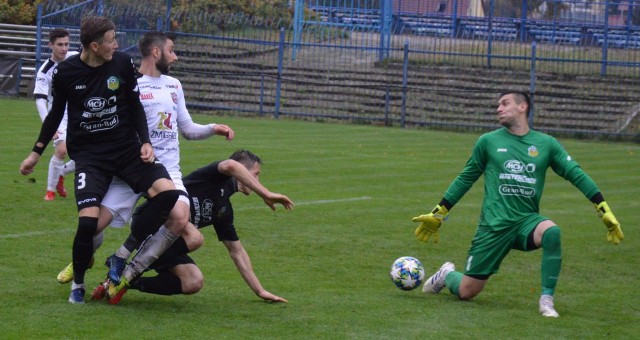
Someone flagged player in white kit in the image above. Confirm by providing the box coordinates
[33,28,78,200]
[56,32,234,294]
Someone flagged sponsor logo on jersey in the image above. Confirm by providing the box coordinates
[171,92,178,104]
[497,148,507,152]
[107,76,120,91]
[528,145,539,157]
[156,111,173,130]
[140,92,154,100]
[202,199,213,223]
[75,84,86,90]
[504,160,525,173]
[499,173,536,184]
[80,115,119,132]
[499,184,536,197]
[166,84,178,89]
[85,97,107,112]
[192,197,201,225]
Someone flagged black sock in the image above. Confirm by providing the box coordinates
[73,216,98,284]
[130,272,183,295]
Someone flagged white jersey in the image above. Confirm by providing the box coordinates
[138,74,214,174]
[102,73,215,227]
[33,51,79,124]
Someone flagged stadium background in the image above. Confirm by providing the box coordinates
[3,0,640,139]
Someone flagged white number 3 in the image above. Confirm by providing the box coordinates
[77,172,86,189]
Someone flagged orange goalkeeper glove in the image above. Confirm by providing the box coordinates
[595,201,624,245]
[412,204,449,244]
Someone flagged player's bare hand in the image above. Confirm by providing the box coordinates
[19,152,41,175]
[140,143,155,163]
[258,290,288,303]
[263,193,294,211]
[213,124,235,141]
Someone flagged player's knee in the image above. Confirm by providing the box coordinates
[182,269,204,295]
[152,189,181,219]
[167,199,190,230]
[541,226,561,251]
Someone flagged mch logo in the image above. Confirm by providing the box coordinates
[504,160,525,173]
[85,97,107,112]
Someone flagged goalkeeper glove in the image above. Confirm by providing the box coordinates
[412,204,449,243]
[595,201,624,245]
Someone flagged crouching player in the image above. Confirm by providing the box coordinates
[94,149,294,304]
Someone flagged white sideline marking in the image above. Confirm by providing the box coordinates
[0,196,372,239]
[294,196,372,206]
[234,195,372,211]
[0,229,75,239]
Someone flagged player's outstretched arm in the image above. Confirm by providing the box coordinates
[595,201,624,245]
[218,159,294,210]
[412,203,449,244]
[213,124,235,141]
[223,240,288,303]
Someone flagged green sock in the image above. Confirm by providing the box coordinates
[445,271,463,297]
[541,226,562,296]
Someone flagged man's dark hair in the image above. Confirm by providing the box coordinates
[230,149,262,168]
[80,16,115,49]
[138,31,176,58]
[49,28,69,43]
[499,90,532,117]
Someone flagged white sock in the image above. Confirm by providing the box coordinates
[60,160,76,176]
[47,156,64,191]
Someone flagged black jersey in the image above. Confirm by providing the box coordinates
[35,51,149,158]
[183,161,240,241]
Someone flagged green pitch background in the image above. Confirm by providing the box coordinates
[1,98,638,339]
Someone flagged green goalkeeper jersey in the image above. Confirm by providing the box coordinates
[444,128,600,230]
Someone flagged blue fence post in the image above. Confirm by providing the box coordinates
[165,0,172,31]
[401,40,409,129]
[529,41,537,128]
[292,0,304,61]
[487,0,495,69]
[35,4,43,72]
[451,0,458,38]
[379,0,392,61]
[520,0,527,42]
[384,84,390,126]
[601,0,609,77]
[274,27,285,119]
[259,74,265,117]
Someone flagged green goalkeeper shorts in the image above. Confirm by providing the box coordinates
[463,214,549,278]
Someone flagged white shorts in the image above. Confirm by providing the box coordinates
[52,115,68,146]
[102,172,189,228]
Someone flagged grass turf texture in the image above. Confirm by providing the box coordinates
[1,97,638,339]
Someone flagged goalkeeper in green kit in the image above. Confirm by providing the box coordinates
[412,91,624,318]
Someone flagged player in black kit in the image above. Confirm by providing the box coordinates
[93,149,294,304]
[19,16,181,304]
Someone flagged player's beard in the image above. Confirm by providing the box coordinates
[156,53,171,75]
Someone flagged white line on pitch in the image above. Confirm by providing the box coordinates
[0,229,75,239]
[0,196,372,239]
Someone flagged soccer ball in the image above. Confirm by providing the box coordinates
[390,256,425,291]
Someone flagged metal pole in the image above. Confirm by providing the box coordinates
[529,42,537,128]
[36,4,43,72]
[274,28,285,119]
[401,40,409,128]
[602,0,609,76]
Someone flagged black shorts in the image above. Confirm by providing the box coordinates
[73,144,170,211]
[150,253,195,273]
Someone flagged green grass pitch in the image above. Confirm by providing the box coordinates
[1,98,638,339]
